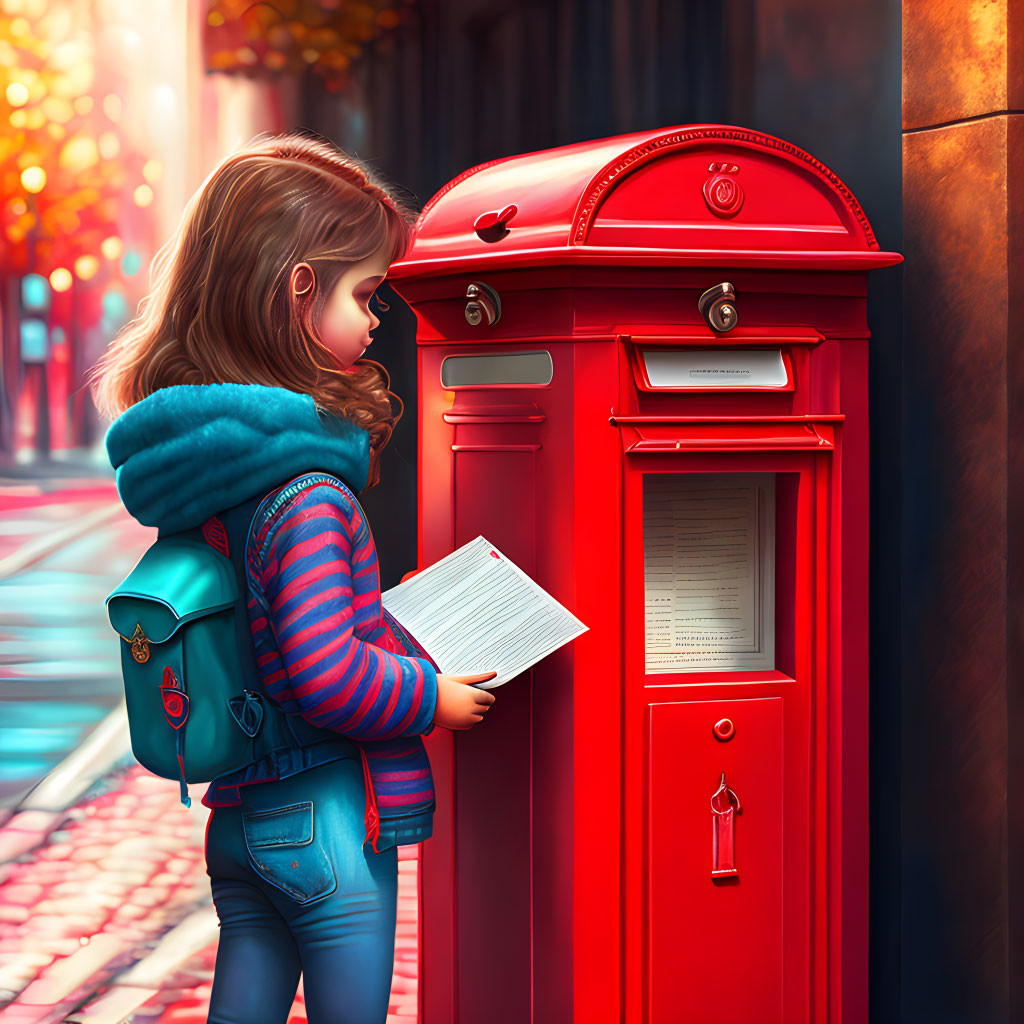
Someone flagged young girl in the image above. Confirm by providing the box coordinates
[88,132,497,1024]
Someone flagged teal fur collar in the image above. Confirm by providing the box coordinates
[105,382,370,533]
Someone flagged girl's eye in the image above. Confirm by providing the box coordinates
[370,292,389,314]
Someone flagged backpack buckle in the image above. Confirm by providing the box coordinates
[228,689,265,738]
[130,623,150,663]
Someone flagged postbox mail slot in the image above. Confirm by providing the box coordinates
[451,443,542,453]
[638,347,793,391]
[617,419,836,453]
[443,402,546,424]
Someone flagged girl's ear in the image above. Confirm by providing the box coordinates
[291,262,315,297]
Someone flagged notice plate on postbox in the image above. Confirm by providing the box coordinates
[643,473,775,673]
[642,348,788,389]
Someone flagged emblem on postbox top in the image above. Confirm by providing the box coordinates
[703,162,744,218]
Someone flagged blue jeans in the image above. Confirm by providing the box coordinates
[204,755,399,1024]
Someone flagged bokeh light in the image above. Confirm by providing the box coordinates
[20,166,46,193]
[21,274,49,311]
[73,254,100,280]
[98,130,119,159]
[102,289,127,320]
[59,136,99,172]
[41,96,75,123]
[49,267,73,292]
[121,250,142,275]
[133,184,153,207]
[100,236,124,260]
[5,81,29,106]
[19,318,48,361]
[102,92,121,121]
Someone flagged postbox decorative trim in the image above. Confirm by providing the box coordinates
[419,156,506,220]
[611,416,838,453]
[570,126,878,249]
[616,327,825,348]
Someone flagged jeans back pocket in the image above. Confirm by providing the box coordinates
[242,800,337,904]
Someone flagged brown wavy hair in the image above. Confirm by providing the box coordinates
[86,130,417,490]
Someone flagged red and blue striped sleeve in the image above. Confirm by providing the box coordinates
[251,482,438,740]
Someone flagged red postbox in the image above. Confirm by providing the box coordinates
[388,124,901,1024]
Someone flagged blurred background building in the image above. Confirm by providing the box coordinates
[0,1,1018,1023]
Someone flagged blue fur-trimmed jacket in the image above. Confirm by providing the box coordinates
[105,382,438,850]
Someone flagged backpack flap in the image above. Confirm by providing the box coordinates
[106,538,237,646]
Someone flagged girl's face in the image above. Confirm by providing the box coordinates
[314,243,392,370]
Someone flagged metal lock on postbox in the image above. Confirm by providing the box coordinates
[464,281,501,326]
[698,281,739,332]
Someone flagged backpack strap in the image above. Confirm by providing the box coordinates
[242,471,356,640]
[244,471,354,583]
[201,516,229,557]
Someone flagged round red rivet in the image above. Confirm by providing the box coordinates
[713,718,735,741]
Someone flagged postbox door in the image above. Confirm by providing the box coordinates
[648,697,785,1023]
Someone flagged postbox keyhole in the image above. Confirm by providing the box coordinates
[465,281,502,327]
[698,282,739,333]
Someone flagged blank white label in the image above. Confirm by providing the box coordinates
[643,474,775,673]
[642,348,787,388]
[441,350,553,387]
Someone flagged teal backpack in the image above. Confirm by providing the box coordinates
[105,473,349,806]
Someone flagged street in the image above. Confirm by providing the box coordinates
[0,470,420,1023]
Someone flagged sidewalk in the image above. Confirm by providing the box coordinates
[0,465,423,1022]
[0,765,421,1023]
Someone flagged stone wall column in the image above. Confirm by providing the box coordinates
[902,3,1023,1021]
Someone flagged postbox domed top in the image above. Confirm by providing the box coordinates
[388,124,902,280]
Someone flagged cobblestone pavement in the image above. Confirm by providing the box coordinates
[0,473,422,1022]
[0,767,421,1023]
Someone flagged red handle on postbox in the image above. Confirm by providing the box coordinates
[711,771,741,880]
[473,204,518,242]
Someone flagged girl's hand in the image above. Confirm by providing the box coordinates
[433,671,498,730]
